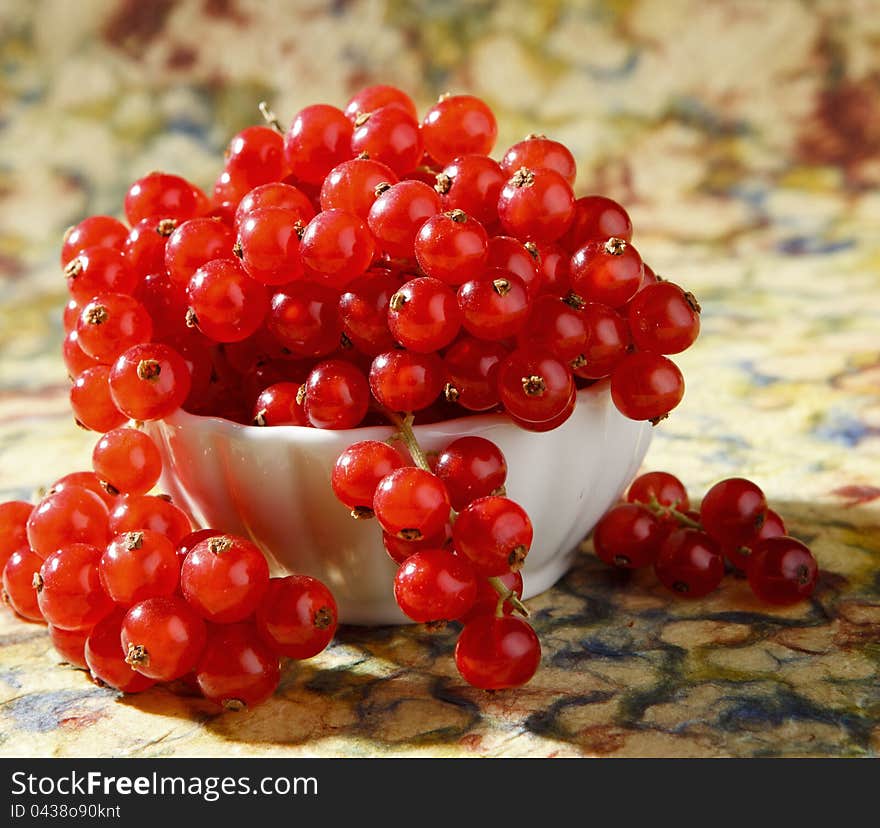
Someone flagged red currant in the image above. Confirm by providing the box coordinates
[124,172,200,225]
[76,293,153,364]
[85,608,156,692]
[501,135,576,185]
[65,246,137,302]
[373,467,451,541]
[320,158,399,221]
[301,359,370,429]
[338,270,400,356]
[627,471,690,511]
[252,381,309,427]
[434,436,507,511]
[165,217,235,287]
[2,548,44,621]
[367,180,441,260]
[27,487,109,560]
[496,347,575,425]
[283,104,353,185]
[457,270,531,341]
[497,167,574,244]
[100,530,179,605]
[70,365,127,433]
[109,494,192,546]
[49,624,89,669]
[700,478,769,548]
[224,125,286,190]
[268,281,342,357]
[723,508,786,571]
[414,210,488,286]
[351,105,423,176]
[37,544,114,630]
[123,217,175,279]
[561,195,633,252]
[455,614,540,690]
[443,336,507,411]
[592,504,663,568]
[394,548,478,623]
[92,427,162,496]
[234,182,315,231]
[369,350,445,412]
[109,342,193,420]
[387,276,462,352]
[452,496,532,577]
[0,500,33,569]
[345,84,417,122]
[574,302,630,379]
[609,352,685,422]
[627,282,701,354]
[255,574,338,659]
[747,537,818,605]
[570,238,644,308]
[459,570,524,624]
[422,95,497,165]
[655,529,724,598]
[436,155,505,227]
[299,209,375,289]
[61,215,128,266]
[332,440,405,512]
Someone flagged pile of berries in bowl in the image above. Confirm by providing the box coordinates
[0,82,776,707]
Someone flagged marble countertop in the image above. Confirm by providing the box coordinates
[0,0,878,757]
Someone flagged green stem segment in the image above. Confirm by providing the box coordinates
[645,496,702,529]
[488,576,529,618]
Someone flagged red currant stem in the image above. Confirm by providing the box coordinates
[258,101,284,135]
[645,496,701,529]
[379,408,432,473]
[488,577,529,617]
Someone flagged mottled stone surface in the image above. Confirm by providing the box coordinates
[0,0,878,757]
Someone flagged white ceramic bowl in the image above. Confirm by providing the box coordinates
[147,382,651,625]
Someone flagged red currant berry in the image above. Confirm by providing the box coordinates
[382,525,451,564]
[699,478,769,548]
[92,427,162,496]
[124,172,200,225]
[561,195,633,252]
[187,258,270,340]
[455,614,540,690]
[422,95,498,165]
[255,574,338,659]
[299,209,374,289]
[535,243,570,297]
[27,487,109,560]
[76,293,153,364]
[747,536,818,605]
[441,337,505,412]
[436,155,505,227]
[320,158,399,221]
[49,624,89,669]
[592,504,663,568]
[570,238,644,308]
[134,272,189,343]
[196,622,281,710]
[332,440,405,512]
[367,180,441,260]
[121,595,207,681]
[387,276,462,352]
[459,571,523,624]
[165,217,235,287]
[414,210,488,286]
[85,609,156,692]
[345,84,417,122]
[175,528,222,565]
[236,207,304,285]
[369,350,445,412]
[373,468,451,542]
[252,381,309,427]
[501,135,576,185]
[301,359,369,429]
[627,282,701,354]
[63,329,105,378]
[48,471,115,509]
[2,548,44,621]
[338,270,400,356]
[37,544,114,630]
[99,530,179,606]
[497,167,574,244]
[394,548,478,623]
[486,236,542,299]
[65,246,137,302]
[0,500,33,569]
[109,494,192,546]
[69,365,127,433]
[655,529,724,598]
[517,294,588,363]
[457,270,531,341]
[351,105,423,176]
[573,302,630,379]
[434,436,507,511]
[234,182,315,231]
[61,215,128,267]
[627,471,690,511]
[180,534,269,623]
[109,342,192,420]
[496,347,575,425]
[609,352,685,422]
[283,104,353,185]
[268,281,342,357]
[723,508,786,571]
[224,125,286,190]
[453,496,532,577]
[123,217,175,279]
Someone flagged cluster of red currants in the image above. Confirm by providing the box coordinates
[593,472,819,604]
[61,84,698,435]
[333,432,539,690]
[0,438,338,710]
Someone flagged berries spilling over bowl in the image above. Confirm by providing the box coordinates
[1,85,808,706]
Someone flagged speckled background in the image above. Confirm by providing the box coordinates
[0,0,878,757]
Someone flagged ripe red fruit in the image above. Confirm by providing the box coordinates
[437,155,506,227]
[350,105,423,176]
[501,136,577,185]
[109,342,193,421]
[561,195,633,252]
[109,494,192,546]
[320,158,399,220]
[458,570,524,624]
[497,167,575,244]
[339,270,400,356]
[332,440,405,512]
[36,544,114,630]
[26,487,109,560]
[443,337,507,411]
[723,508,786,571]
[234,182,315,231]
[47,471,116,509]
[283,104,353,185]
[236,207,304,285]
[393,548,478,623]
[486,236,542,299]
[627,282,701,355]
[255,575,338,659]
[570,238,644,308]
[373,467,451,542]
[747,536,818,605]
[421,94,498,165]
[609,352,685,422]
[369,350,445,412]
[496,347,575,425]
[654,529,724,598]
[414,210,489,286]
[345,84,417,122]
[434,436,507,511]
[627,471,690,511]
[85,609,156,692]
[187,258,270,341]
[61,215,128,266]
[224,125,286,190]
[252,382,309,427]
[388,276,462,352]
[99,530,179,605]
[268,281,342,357]
[165,217,235,287]
[301,359,369,429]
[593,504,664,569]
[0,501,33,569]
[299,209,375,289]
[2,548,45,621]
[124,172,200,225]
[455,615,541,690]
[457,270,531,341]
[574,302,630,379]
[76,293,153,364]
[123,217,175,280]
[63,329,104,378]
[65,246,138,303]
[367,180,441,259]
[700,478,769,548]
[92,427,162,496]
[70,364,127,433]
[49,624,89,669]
[452,496,533,577]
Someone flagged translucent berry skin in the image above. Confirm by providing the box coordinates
[627,472,690,511]
[109,342,193,421]
[37,544,114,630]
[61,215,128,266]
[501,136,577,186]
[63,297,84,332]
[497,347,575,425]
[332,440,405,511]
[497,168,575,244]
[124,172,200,225]
[518,295,588,363]
[455,615,541,690]
[70,365,127,433]
[438,155,506,227]
[196,622,281,709]
[181,534,270,624]
[268,282,342,357]
[369,350,445,412]
[49,624,89,668]
[610,352,685,422]
[387,276,462,352]
[100,530,179,606]
[76,293,153,363]
[27,487,109,560]
[723,508,786,571]
[252,382,309,427]
[255,574,338,659]
[561,195,633,252]
[123,218,174,279]
[299,209,375,289]
[351,105,423,176]
[457,271,531,341]
[373,468,451,541]
[175,529,222,565]
[654,529,724,598]
[699,478,769,548]
[422,95,498,165]
[570,240,644,308]
[63,330,104,378]
[461,571,522,624]
[187,258,270,341]
[320,158,399,221]
[224,125,286,191]
[121,595,207,681]
[627,282,701,355]
[92,427,162,496]
[48,471,116,509]
[535,243,570,297]
[234,182,316,231]
[109,495,192,546]
[414,211,488,286]
[434,436,507,512]
[443,337,507,411]
[0,501,33,569]
[345,84,417,122]
[338,270,400,356]
[284,104,353,186]
[486,236,542,300]
[367,180,441,260]
[2,548,44,621]
[574,302,631,380]
[302,359,370,429]
[592,504,663,569]
[453,496,533,577]
[394,548,478,623]
[65,246,138,303]
[134,272,189,343]
[236,207,304,285]
[165,217,235,288]
[747,536,818,605]
[85,609,156,692]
